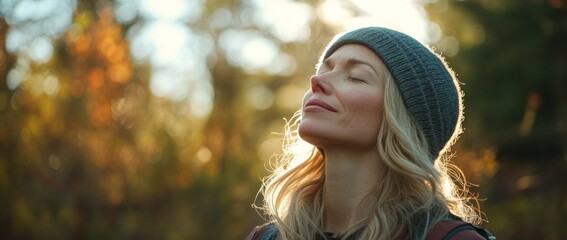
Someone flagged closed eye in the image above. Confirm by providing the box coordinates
[349,76,366,82]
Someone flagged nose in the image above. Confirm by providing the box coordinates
[310,74,332,94]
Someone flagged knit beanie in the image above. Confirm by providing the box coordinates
[321,27,463,160]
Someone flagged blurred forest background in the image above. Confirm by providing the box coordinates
[0,0,566,239]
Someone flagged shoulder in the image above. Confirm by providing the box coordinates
[245,222,277,240]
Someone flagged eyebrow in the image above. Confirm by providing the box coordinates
[323,58,380,76]
[346,58,379,76]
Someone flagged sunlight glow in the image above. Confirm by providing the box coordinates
[3,0,75,62]
[318,0,354,27]
[149,69,188,100]
[138,0,203,22]
[240,38,279,70]
[250,0,314,42]
[115,0,137,24]
[125,0,435,115]
[127,0,214,117]
[318,0,432,43]
[29,37,54,64]
[130,21,189,66]
[218,29,280,72]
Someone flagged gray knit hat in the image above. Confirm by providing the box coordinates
[321,27,462,160]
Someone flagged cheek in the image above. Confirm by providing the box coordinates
[343,90,384,125]
[345,89,382,111]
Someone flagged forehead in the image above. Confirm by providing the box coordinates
[324,44,386,69]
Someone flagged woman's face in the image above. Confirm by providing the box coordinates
[298,44,386,151]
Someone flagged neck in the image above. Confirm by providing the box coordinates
[322,147,382,235]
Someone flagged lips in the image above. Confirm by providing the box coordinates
[304,99,337,112]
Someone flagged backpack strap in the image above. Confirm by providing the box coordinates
[427,220,496,240]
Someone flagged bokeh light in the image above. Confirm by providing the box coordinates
[2,0,565,239]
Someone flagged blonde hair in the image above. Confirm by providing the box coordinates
[258,70,481,240]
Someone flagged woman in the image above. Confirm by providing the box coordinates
[247,27,493,240]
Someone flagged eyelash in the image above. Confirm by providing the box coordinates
[349,76,366,82]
